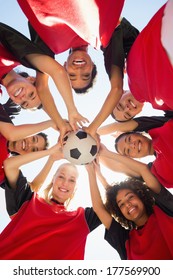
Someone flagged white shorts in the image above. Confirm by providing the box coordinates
[161,0,173,65]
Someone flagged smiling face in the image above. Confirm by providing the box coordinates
[6,75,41,109]
[8,135,46,155]
[116,189,148,226]
[64,50,94,89]
[116,133,153,158]
[112,91,144,121]
[52,164,78,204]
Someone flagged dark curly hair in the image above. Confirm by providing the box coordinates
[73,64,97,94]
[105,177,155,230]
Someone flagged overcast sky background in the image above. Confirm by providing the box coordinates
[0,0,167,260]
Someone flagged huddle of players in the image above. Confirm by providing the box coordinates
[0,1,173,260]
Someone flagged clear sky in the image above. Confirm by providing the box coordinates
[0,0,167,260]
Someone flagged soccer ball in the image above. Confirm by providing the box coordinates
[63,129,98,165]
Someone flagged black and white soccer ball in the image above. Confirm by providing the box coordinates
[63,129,98,165]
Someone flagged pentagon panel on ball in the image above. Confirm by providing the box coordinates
[63,129,98,165]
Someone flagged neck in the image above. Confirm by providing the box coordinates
[149,141,154,155]
[51,198,64,205]
[71,45,88,52]
[135,214,149,228]
[7,140,12,151]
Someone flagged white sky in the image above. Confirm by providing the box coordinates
[0,0,167,260]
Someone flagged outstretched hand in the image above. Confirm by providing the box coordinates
[48,141,64,161]
[85,161,95,172]
[68,110,89,131]
[58,120,72,145]
[82,126,101,149]
[85,158,100,174]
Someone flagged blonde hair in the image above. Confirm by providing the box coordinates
[43,163,78,208]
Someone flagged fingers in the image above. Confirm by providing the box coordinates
[69,118,89,131]
[58,134,63,146]
[70,122,79,131]
[68,113,89,131]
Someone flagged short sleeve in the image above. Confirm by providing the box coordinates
[4,170,33,216]
[85,207,101,232]
[104,218,129,260]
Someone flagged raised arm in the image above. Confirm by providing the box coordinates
[0,119,54,141]
[92,159,110,190]
[3,143,62,189]
[30,143,64,192]
[85,163,113,230]
[35,71,72,140]
[99,144,140,178]
[26,53,89,131]
[0,22,88,131]
[99,144,161,193]
[84,65,123,140]
[98,119,138,135]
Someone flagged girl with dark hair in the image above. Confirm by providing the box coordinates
[0,101,54,186]
[98,120,173,189]
[84,18,141,142]
[86,155,173,260]
[98,112,173,136]
[112,117,173,189]
[17,0,124,92]
[0,22,88,141]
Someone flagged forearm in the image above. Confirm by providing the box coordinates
[89,64,123,132]
[3,149,50,189]
[26,54,86,129]
[100,148,145,175]
[51,67,77,115]
[0,120,52,141]
[87,167,103,210]
[28,54,77,114]
[96,172,110,189]
[99,154,139,177]
[38,87,65,129]
[4,149,50,172]
[99,149,161,192]
[88,87,123,132]
[86,165,112,229]
[30,157,55,192]
[98,119,138,135]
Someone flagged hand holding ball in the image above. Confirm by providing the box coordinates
[63,129,98,165]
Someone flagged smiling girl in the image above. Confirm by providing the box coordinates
[86,158,173,260]
[0,143,101,260]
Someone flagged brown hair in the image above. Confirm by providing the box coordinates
[105,177,155,230]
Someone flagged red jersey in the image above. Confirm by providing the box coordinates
[127,4,173,111]
[17,0,124,53]
[149,119,173,188]
[0,44,20,94]
[0,193,94,260]
[126,206,173,260]
[0,134,9,184]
